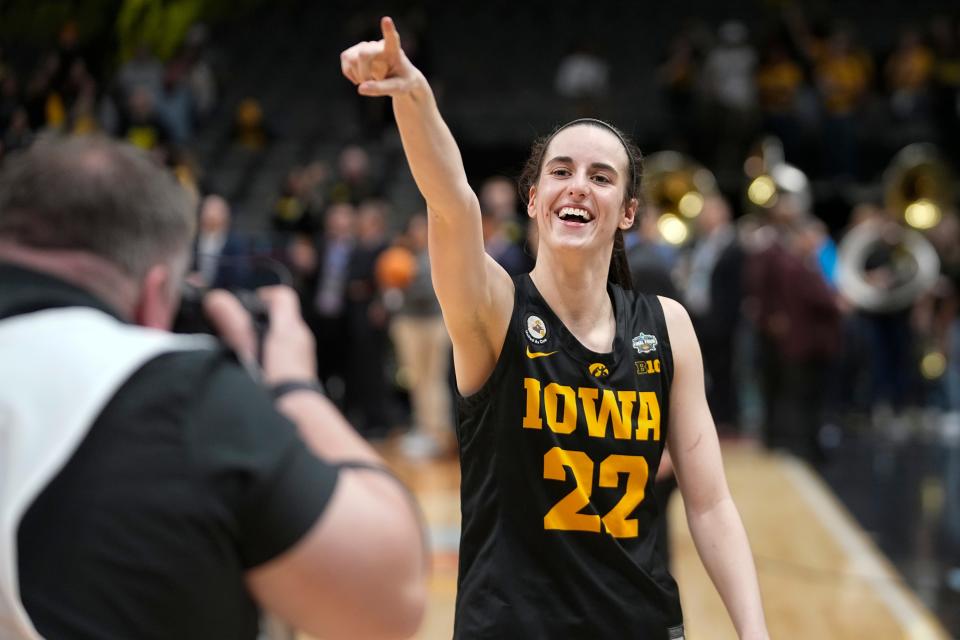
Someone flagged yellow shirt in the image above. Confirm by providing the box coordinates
[817,54,871,115]
[757,60,804,112]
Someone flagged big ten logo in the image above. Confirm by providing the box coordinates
[634,359,660,375]
[522,378,660,441]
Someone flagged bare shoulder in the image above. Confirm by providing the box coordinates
[657,295,696,347]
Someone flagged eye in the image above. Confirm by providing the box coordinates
[549,167,571,177]
[591,173,612,184]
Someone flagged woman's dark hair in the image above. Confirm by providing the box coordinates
[518,118,643,289]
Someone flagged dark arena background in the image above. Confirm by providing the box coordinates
[2,0,960,637]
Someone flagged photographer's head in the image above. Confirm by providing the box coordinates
[0,135,196,329]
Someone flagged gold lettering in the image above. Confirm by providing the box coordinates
[544,383,577,434]
[523,378,543,430]
[635,391,661,441]
[579,388,634,440]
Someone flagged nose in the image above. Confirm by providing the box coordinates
[568,171,589,198]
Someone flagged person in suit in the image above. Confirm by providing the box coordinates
[191,193,250,289]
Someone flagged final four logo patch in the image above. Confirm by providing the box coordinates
[632,333,658,354]
[525,315,548,345]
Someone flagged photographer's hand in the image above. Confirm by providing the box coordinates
[254,286,389,463]
[255,286,318,385]
[203,289,259,366]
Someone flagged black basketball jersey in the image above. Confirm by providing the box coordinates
[454,274,683,639]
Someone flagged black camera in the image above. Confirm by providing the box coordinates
[173,282,270,359]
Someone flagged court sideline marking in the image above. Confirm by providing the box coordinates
[781,457,949,640]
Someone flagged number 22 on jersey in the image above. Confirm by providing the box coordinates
[543,447,649,538]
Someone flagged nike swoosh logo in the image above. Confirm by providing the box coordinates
[526,346,559,359]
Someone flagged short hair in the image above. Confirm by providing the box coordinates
[0,135,196,279]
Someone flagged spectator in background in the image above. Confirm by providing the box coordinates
[684,195,745,435]
[626,206,679,299]
[2,108,33,156]
[479,175,534,275]
[829,202,884,416]
[813,27,872,179]
[232,98,270,151]
[388,212,453,459]
[190,194,249,289]
[885,27,935,126]
[883,25,937,159]
[272,164,328,238]
[156,63,194,145]
[554,41,610,118]
[479,175,522,225]
[68,76,101,136]
[286,231,319,309]
[755,38,806,163]
[274,171,309,237]
[329,144,383,205]
[779,217,843,461]
[345,199,392,437]
[115,43,163,105]
[121,86,172,156]
[179,23,218,124]
[306,203,356,406]
[700,21,758,190]
[657,25,707,153]
[745,193,842,463]
[22,54,59,131]
[840,209,924,428]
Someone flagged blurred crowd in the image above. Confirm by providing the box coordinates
[653,12,960,193]
[0,20,217,186]
[2,10,960,479]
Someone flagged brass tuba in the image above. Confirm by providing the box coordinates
[642,151,718,246]
[836,144,951,313]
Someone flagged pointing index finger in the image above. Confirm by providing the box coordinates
[381,16,401,58]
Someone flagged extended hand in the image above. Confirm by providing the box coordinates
[203,289,258,365]
[340,16,423,97]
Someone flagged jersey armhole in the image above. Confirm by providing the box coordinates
[457,278,521,410]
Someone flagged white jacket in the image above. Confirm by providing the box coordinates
[0,308,212,639]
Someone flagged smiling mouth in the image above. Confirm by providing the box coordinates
[557,206,594,225]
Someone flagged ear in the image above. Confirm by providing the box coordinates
[619,197,639,230]
[526,185,537,219]
[133,263,178,330]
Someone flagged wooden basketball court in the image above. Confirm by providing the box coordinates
[304,440,951,639]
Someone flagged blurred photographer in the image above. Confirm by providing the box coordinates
[0,136,426,640]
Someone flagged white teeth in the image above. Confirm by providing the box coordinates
[558,207,592,222]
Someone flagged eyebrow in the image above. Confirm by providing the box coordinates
[545,156,620,176]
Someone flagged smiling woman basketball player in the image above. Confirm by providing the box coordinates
[341,18,769,639]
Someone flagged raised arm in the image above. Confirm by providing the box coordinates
[659,296,769,640]
[341,17,514,394]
